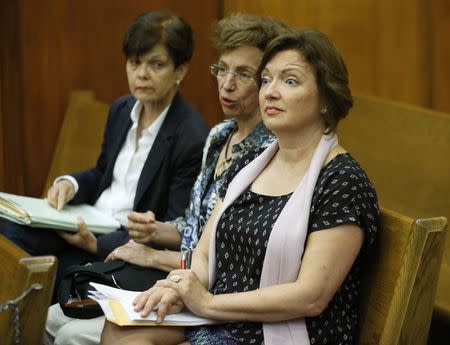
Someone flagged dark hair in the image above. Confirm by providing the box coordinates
[212,13,291,55]
[122,11,194,67]
[258,29,353,132]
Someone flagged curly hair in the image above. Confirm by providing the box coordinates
[212,13,291,55]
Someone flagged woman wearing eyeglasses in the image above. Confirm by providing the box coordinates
[105,14,289,265]
[164,14,290,255]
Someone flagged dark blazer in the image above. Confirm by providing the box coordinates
[70,93,209,257]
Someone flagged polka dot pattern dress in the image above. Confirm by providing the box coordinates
[214,189,292,344]
[186,153,379,345]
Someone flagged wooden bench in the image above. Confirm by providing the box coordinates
[43,90,109,193]
[338,94,450,323]
[359,209,447,345]
[0,235,57,345]
[0,90,107,343]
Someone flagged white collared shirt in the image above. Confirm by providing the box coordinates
[56,100,169,226]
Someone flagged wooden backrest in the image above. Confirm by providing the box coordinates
[359,208,447,345]
[43,90,109,194]
[0,235,57,345]
[338,94,450,319]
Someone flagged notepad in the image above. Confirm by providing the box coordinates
[0,192,120,234]
[88,282,217,326]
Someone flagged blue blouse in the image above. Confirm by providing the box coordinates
[168,119,273,252]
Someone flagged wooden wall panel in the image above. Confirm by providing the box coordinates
[431,0,450,111]
[6,0,448,197]
[0,0,24,193]
[0,72,3,191]
[224,0,449,114]
[373,0,431,106]
[3,0,221,197]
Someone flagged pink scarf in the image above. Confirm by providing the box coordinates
[208,133,338,345]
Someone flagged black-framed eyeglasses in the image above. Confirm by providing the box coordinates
[209,64,256,84]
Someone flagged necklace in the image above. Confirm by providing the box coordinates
[214,128,236,180]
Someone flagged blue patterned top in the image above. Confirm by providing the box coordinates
[168,119,274,252]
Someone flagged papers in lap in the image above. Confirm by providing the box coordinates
[89,282,217,326]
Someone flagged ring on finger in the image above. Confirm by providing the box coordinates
[170,275,181,283]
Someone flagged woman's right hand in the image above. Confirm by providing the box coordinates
[133,284,184,322]
[105,239,156,267]
[47,180,76,210]
[127,211,159,244]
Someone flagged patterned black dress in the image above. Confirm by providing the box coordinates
[186,152,379,345]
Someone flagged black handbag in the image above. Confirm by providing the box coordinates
[57,260,167,319]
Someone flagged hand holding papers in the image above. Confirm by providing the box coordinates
[0,192,120,234]
[88,282,217,326]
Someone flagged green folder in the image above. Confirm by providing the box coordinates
[0,192,120,234]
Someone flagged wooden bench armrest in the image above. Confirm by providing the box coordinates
[0,235,57,345]
[359,209,447,345]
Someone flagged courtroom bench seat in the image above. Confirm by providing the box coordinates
[337,94,450,339]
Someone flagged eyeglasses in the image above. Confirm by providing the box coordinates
[209,64,256,84]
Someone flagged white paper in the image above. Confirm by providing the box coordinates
[89,282,217,325]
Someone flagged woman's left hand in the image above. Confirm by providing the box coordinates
[133,285,184,322]
[156,269,214,317]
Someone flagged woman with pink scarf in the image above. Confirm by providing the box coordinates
[101,29,379,345]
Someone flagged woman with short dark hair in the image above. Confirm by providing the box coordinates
[122,11,194,68]
[42,10,210,345]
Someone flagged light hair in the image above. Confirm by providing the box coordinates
[212,13,291,55]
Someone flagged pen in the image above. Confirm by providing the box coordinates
[181,252,187,269]
[186,249,192,269]
[180,250,192,269]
